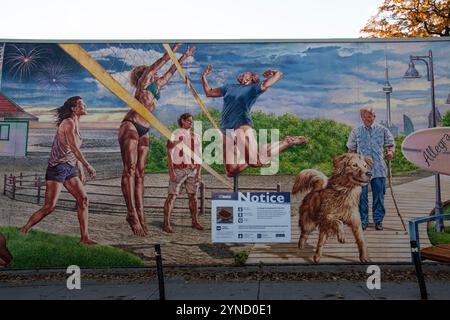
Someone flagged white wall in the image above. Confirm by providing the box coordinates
[0,121,28,157]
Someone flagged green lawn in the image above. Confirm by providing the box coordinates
[0,226,144,268]
[427,203,450,246]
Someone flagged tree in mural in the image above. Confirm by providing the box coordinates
[361,0,450,37]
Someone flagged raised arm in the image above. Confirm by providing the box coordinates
[260,69,283,91]
[63,120,96,179]
[150,43,182,74]
[201,64,223,97]
[156,46,196,88]
[136,43,182,92]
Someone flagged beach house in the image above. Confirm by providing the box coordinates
[0,92,38,157]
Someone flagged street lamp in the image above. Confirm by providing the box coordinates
[404,49,444,232]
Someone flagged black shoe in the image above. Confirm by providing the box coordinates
[375,223,383,231]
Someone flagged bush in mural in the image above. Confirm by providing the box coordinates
[146,110,417,176]
[443,110,450,127]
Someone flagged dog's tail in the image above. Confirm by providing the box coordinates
[292,169,328,196]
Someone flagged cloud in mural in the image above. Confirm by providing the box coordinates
[1,41,450,130]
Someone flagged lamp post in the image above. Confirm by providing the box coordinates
[404,50,444,232]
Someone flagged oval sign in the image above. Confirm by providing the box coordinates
[401,127,450,175]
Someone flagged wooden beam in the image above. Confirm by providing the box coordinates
[58,43,231,189]
[162,43,222,136]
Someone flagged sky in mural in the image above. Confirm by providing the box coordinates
[1,41,450,130]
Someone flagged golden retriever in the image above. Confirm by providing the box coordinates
[292,153,373,263]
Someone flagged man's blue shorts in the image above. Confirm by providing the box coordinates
[45,163,77,183]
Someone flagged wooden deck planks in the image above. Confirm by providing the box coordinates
[247,175,450,264]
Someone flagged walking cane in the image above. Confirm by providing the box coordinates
[387,159,407,232]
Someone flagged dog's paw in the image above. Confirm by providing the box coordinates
[298,239,306,249]
[337,235,346,243]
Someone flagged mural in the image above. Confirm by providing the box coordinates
[0,39,449,268]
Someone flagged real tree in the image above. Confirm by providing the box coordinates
[361,0,450,37]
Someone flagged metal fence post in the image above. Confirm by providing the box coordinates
[19,172,23,186]
[37,177,42,205]
[410,240,428,300]
[3,174,6,196]
[276,183,281,192]
[154,244,166,300]
[200,182,205,215]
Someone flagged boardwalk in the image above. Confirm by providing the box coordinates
[247,175,450,264]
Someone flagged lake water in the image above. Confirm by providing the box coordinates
[28,127,121,153]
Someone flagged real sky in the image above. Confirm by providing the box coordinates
[0,0,381,39]
[1,1,450,130]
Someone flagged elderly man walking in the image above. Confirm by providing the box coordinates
[347,107,395,231]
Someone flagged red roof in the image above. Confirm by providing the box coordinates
[0,92,38,121]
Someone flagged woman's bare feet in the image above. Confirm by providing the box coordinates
[192,222,204,231]
[163,224,174,233]
[19,226,29,233]
[126,215,146,237]
[141,223,149,235]
[137,214,149,235]
[80,238,97,245]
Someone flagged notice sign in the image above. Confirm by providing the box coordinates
[211,192,291,243]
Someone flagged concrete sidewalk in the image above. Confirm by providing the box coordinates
[2,264,450,300]
[1,278,450,300]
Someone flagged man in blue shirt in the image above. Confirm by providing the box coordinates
[347,107,395,231]
[201,65,308,177]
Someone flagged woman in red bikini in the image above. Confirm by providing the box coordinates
[119,43,195,236]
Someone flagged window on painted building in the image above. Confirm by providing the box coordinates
[0,124,10,141]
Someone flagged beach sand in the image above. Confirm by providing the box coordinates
[0,151,432,266]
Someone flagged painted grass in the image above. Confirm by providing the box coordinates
[0,226,144,268]
[427,203,450,246]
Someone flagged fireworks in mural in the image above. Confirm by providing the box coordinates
[4,45,47,81]
[36,60,71,92]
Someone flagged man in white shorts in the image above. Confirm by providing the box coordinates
[163,113,204,233]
